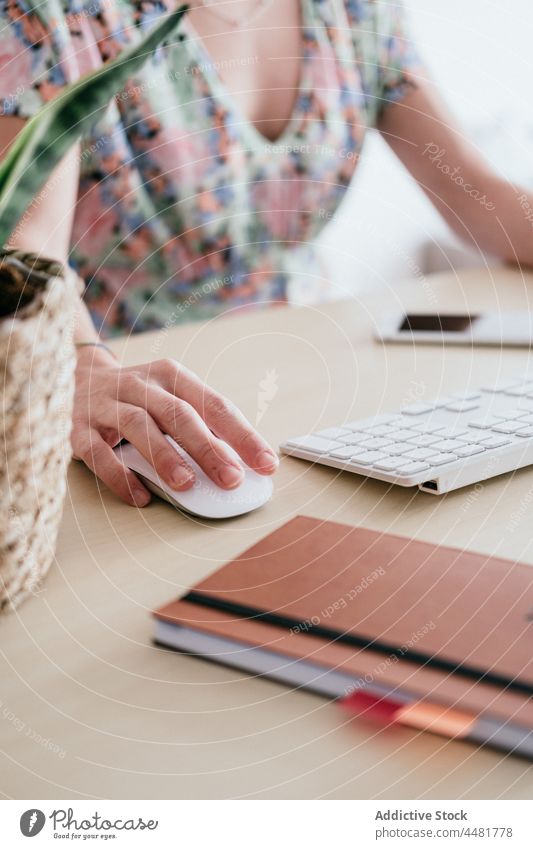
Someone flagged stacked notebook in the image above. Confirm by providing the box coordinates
[153,515,533,757]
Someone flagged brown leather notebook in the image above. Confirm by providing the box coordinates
[154,516,533,741]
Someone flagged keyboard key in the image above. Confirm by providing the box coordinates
[329,446,359,459]
[368,424,397,436]
[407,434,440,447]
[287,435,342,453]
[374,457,407,471]
[346,417,399,431]
[385,416,416,430]
[390,429,419,441]
[436,428,469,439]
[410,423,445,434]
[350,451,389,466]
[431,396,456,408]
[518,414,533,425]
[492,421,529,434]
[491,408,527,420]
[401,403,435,415]
[515,427,533,438]
[386,443,413,456]
[457,432,486,445]
[338,433,367,445]
[316,426,350,439]
[469,416,505,429]
[444,401,480,413]
[425,453,458,466]
[432,439,465,452]
[454,444,486,457]
[451,392,481,401]
[478,435,511,449]
[396,461,431,476]
[358,436,394,450]
[404,447,435,461]
[505,383,533,396]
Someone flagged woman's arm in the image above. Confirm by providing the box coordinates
[378,79,533,267]
[3,116,81,263]
[1,118,278,507]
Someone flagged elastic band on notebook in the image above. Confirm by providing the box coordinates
[182,592,532,698]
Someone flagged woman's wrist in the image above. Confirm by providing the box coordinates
[75,340,118,367]
[75,340,116,358]
[74,298,117,364]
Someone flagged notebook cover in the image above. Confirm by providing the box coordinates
[155,515,533,725]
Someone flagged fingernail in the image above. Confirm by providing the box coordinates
[256,450,278,471]
[172,467,195,489]
[133,488,151,507]
[218,465,244,488]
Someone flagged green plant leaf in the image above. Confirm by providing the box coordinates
[0,3,188,247]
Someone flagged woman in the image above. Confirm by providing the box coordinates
[2,0,533,506]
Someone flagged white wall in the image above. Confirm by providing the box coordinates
[318,0,533,296]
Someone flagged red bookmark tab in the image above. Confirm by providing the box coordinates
[341,693,477,739]
[340,691,403,723]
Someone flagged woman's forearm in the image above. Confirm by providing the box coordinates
[380,81,533,268]
[4,138,81,263]
[472,176,533,267]
[1,118,102,343]
[74,297,103,346]
[1,116,80,264]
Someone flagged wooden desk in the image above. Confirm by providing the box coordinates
[2,267,533,800]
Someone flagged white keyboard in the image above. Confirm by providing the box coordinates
[280,376,533,494]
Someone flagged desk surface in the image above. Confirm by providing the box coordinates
[2,266,533,800]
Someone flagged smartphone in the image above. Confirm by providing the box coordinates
[376,312,533,347]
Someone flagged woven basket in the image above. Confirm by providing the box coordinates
[0,249,79,612]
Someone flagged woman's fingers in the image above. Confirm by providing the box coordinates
[140,385,245,489]
[149,359,279,474]
[72,428,152,507]
[114,402,196,491]
[203,392,278,474]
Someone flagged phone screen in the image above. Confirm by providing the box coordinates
[399,314,480,333]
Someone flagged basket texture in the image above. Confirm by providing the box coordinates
[0,250,78,612]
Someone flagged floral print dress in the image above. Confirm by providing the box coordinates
[0,0,420,336]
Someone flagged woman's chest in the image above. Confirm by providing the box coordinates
[185,0,303,143]
[80,0,371,238]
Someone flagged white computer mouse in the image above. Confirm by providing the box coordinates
[114,435,273,519]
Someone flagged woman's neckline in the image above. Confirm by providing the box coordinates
[181,0,313,149]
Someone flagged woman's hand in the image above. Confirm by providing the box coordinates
[72,346,279,507]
